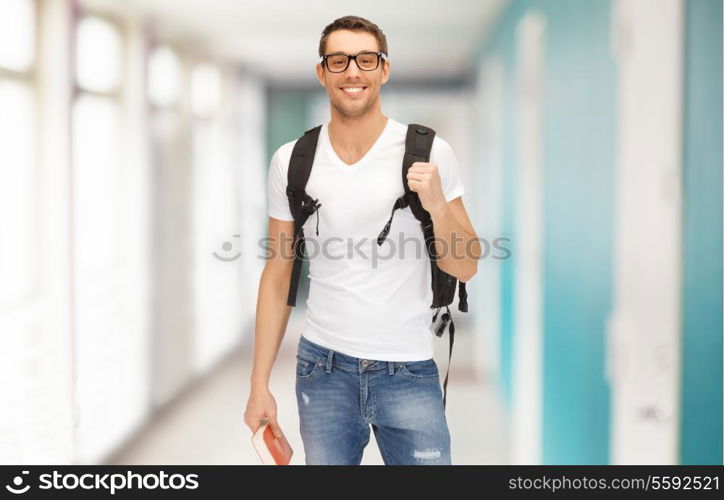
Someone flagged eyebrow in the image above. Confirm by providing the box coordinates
[325,50,378,55]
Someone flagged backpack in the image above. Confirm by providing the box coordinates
[284,123,469,409]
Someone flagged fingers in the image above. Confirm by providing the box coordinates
[243,408,280,438]
[267,417,283,439]
[244,414,259,433]
[410,161,436,171]
[408,178,424,192]
[407,169,434,187]
[407,170,432,180]
[244,412,270,433]
[409,162,437,174]
[407,175,428,189]
[407,176,426,191]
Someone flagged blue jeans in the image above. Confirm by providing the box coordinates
[294,335,451,465]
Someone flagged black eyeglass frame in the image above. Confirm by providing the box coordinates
[320,51,388,73]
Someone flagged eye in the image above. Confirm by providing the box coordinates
[327,55,347,66]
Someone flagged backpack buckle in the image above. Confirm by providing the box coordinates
[302,197,321,215]
[434,311,451,337]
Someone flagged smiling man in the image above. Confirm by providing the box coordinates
[244,15,480,465]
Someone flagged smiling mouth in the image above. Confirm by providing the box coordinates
[340,86,367,96]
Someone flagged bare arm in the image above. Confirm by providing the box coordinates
[430,196,481,282]
[406,161,481,282]
[250,216,295,389]
[244,216,295,436]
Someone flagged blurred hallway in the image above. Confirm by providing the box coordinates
[1,0,721,467]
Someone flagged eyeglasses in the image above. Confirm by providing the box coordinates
[320,51,387,73]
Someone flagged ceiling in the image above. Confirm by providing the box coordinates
[87,0,508,85]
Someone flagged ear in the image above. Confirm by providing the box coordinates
[315,62,325,87]
[381,59,390,85]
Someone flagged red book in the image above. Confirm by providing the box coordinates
[251,419,293,465]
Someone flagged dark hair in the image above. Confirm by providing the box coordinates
[318,15,388,58]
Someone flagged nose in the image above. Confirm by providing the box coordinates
[344,57,363,76]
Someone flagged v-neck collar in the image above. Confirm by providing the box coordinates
[323,116,391,170]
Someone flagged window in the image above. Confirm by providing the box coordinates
[75,16,122,94]
[191,62,221,118]
[72,13,128,463]
[148,45,181,108]
[0,0,35,72]
[0,0,37,306]
[72,15,123,279]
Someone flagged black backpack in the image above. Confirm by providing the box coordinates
[284,123,469,409]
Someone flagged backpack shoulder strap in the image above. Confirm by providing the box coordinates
[376,123,437,246]
[401,124,468,411]
[287,125,322,220]
[285,125,322,307]
[402,124,436,225]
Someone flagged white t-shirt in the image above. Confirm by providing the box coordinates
[267,116,465,361]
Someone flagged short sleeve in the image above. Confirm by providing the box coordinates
[267,147,294,221]
[431,136,465,202]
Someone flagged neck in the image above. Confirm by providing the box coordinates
[328,106,388,153]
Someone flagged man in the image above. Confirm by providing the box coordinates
[244,15,480,465]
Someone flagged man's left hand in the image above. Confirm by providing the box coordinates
[407,162,447,216]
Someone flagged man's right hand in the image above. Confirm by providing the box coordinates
[244,388,283,438]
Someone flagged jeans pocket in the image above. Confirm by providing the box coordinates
[296,353,322,381]
[399,359,439,383]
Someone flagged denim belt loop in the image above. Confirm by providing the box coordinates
[325,349,334,373]
[388,361,394,375]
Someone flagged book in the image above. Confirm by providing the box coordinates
[251,419,293,465]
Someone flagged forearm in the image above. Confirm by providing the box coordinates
[430,205,480,282]
[250,267,292,391]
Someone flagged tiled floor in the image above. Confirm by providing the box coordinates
[108,308,509,465]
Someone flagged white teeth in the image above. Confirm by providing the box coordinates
[342,87,364,93]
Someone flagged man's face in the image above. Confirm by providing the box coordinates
[316,29,390,118]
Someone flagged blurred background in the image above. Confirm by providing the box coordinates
[0,0,721,465]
